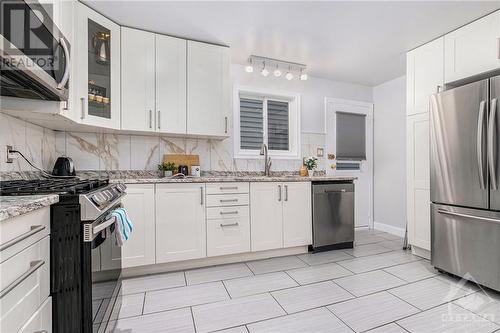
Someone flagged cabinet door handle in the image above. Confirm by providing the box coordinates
[157,110,161,130]
[149,110,153,129]
[0,225,46,251]
[200,187,204,205]
[80,97,86,120]
[224,116,228,133]
[0,260,45,298]
[220,199,238,203]
[220,186,238,190]
[278,185,282,201]
[220,210,238,215]
[284,185,288,201]
[220,222,239,227]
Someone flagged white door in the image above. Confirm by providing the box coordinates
[187,41,230,136]
[121,27,155,132]
[155,184,206,263]
[407,37,444,116]
[120,184,155,268]
[75,2,121,129]
[444,11,500,83]
[283,182,312,247]
[407,112,431,251]
[325,98,374,228]
[156,34,187,134]
[250,182,283,251]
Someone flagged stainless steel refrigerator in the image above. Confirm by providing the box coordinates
[430,76,500,291]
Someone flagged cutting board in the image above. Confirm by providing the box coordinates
[163,154,200,172]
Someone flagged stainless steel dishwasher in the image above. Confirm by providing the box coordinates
[311,181,354,251]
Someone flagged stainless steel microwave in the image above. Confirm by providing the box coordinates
[0,0,70,101]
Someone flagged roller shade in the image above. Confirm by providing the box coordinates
[267,100,289,151]
[336,111,366,160]
[240,98,264,150]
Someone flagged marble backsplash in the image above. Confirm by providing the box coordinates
[54,131,326,173]
[0,113,325,175]
[0,113,56,172]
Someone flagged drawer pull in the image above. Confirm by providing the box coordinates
[220,222,239,227]
[0,260,44,298]
[34,331,48,333]
[220,186,238,190]
[220,199,238,203]
[0,225,46,252]
[220,210,238,215]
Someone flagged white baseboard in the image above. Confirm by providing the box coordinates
[373,222,406,237]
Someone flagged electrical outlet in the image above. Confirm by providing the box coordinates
[6,145,15,163]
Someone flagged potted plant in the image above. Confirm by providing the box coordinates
[304,156,318,177]
[158,162,176,178]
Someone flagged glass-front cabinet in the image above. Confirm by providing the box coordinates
[75,2,120,129]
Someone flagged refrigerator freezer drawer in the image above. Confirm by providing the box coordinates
[431,203,500,291]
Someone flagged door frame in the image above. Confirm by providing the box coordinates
[324,97,374,229]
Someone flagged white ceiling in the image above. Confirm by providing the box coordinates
[83,1,500,86]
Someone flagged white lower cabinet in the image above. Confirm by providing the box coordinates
[18,297,52,333]
[207,216,250,256]
[121,184,156,268]
[250,183,284,251]
[250,182,313,252]
[0,236,50,333]
[283,182,312,247]
[155,183,206,263]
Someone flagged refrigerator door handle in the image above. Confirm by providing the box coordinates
[438,209,500,225]
[489,98,498,191]
[477,100,487,190]
[488,98,498,191]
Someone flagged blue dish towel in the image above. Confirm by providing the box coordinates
[110,207,133,246]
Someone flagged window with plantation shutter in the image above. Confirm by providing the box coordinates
[235,87,300,159]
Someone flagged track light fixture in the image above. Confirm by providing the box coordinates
[245,55,307,81]
[245,58,254,73]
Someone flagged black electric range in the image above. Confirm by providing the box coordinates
[0,178,127,333]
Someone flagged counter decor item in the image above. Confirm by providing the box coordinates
[299,165,308,177]
[191,165,201,177]
[178,165,189,176]
[304,156,318,177]
[158,162,176,178]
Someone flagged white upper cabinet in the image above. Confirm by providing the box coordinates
[444,11,500,83]
[75,2,121,129]
[250,183,283,251]
[155,184,206,263]
[407,37,444,115]
[187,41,230,137]
[156,35,187,134]
[121,27,156,132]
[283,182,312,247]
[120,184,156,268]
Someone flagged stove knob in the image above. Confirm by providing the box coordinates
[92,194,106,206]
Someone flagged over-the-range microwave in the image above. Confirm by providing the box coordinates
[0,0,70,101]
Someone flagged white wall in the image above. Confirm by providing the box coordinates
[373,76,406,231]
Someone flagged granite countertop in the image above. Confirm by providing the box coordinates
[111,175,357,184]
[0,195,59,222]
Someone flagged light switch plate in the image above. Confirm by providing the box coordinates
[316,147,324,157]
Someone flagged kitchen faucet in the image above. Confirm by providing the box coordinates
[260,143,272,176]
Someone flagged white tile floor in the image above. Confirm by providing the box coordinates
[98,229,500,333]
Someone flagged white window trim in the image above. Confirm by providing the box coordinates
[233,85,301,160]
